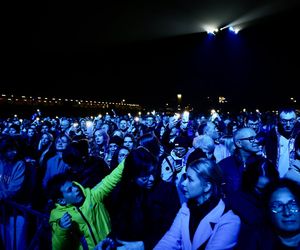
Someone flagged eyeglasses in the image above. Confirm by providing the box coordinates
[238,136,257,143]
[280,118,296,125]
[270,199,299,214]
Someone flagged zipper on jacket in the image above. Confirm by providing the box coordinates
[76,207,98,246]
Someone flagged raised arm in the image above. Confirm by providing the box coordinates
[92,160,125,201]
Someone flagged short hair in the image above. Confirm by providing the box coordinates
[233,127,254,144]
[186,148,206,166]
[278,107,296,116]
[188,158,223,197]
[245,113,261,123]
[46,173,72,202]
[193,135,215,152]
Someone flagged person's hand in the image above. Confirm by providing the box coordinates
[94,237,115,250]
[59,212,72,229]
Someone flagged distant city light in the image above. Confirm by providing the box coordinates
[218,96,227,103]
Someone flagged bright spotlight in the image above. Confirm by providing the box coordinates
[228,26,240,34]
[220,25,241,34]
[204,25,219,35]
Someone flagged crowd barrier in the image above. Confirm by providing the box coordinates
[0,199,51,250]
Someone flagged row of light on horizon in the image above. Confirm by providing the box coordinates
[205,25,240,35]
[1,94,139,107]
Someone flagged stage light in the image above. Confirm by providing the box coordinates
[228,26,240,34]
[204,25,219,35]
[220,25,240,34]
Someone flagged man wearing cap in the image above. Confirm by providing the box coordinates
[160,136,190,203]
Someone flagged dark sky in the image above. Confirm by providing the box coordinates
[1,0,299,109]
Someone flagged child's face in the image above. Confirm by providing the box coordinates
[60,182,84,206]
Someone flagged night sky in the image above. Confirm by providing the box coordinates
[1,0,299,110]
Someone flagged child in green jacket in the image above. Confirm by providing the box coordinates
[47,160,124,250]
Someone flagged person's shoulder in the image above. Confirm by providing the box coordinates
[221,208,241,225]
[218,155,235,166]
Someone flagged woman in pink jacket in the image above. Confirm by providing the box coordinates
[154,158,241,250]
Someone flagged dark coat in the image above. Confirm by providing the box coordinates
[218,151,278,198]
[106,179,181,250]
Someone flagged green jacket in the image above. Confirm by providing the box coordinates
[49,161,124,250]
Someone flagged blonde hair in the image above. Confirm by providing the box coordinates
[188,158,223,197]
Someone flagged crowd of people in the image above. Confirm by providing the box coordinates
[0,107,299,249]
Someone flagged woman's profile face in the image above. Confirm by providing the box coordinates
[269,187,300,234]
[181,167,207,204]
